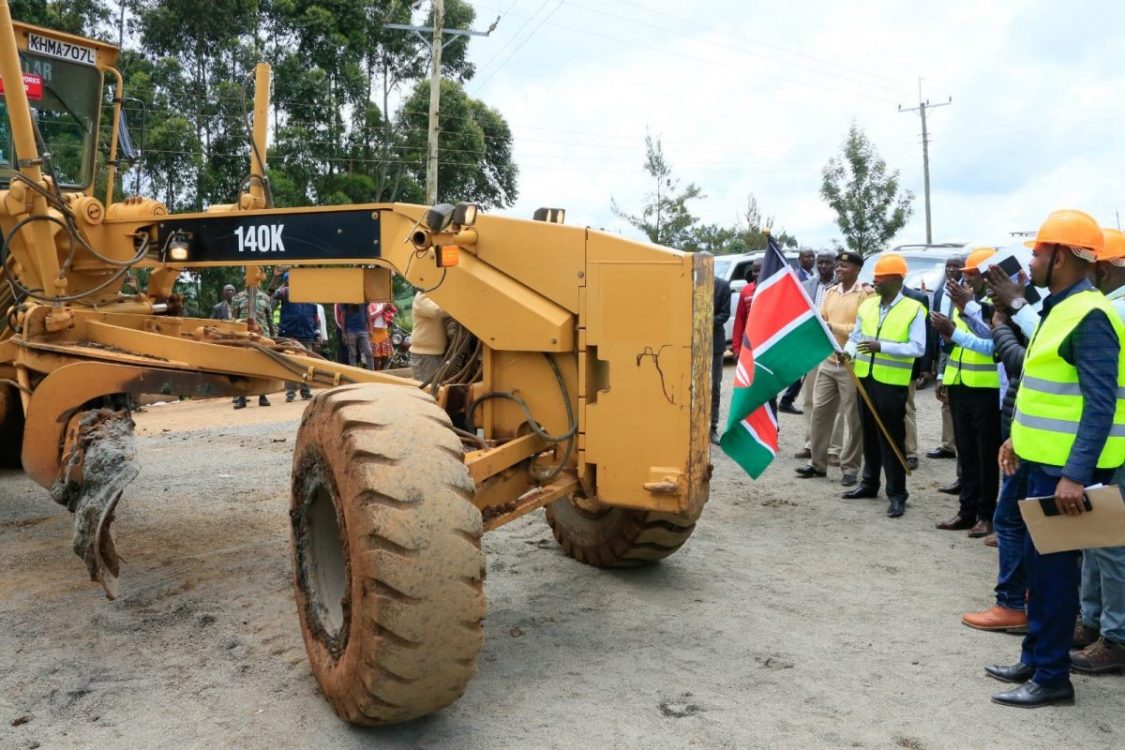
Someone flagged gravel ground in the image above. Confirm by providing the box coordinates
[2,366,1123,750]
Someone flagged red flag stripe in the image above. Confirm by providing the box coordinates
[746,273,813,349]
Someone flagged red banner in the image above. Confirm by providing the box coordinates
[0,73,44,101]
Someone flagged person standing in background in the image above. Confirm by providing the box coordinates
[212,284,236,320]
[335,303,374,369]
[410,291,450,385]
[711,265,732,445]
[369,301,397,370]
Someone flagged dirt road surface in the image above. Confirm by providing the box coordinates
[3,367,1123,749]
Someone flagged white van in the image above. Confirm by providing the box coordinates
[715,250,802,347]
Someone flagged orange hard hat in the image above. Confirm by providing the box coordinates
[872,253,908,277]
[961,247,997,272]
[1100,228,1125,263]
[1024,209,1104,255]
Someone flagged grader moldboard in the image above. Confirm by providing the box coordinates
[0,6,713,726]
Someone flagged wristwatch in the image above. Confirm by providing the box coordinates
[1009,297,1028,312]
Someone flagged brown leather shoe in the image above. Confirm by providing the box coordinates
[968,520,993,538]
[1070,638,1125,674]
[794,447,811,459]
[983,534,998,548]
[962,605,1028,633]
[1074,619,1100,650]
[936,515,975,531]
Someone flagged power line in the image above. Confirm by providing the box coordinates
[471,0,562,94]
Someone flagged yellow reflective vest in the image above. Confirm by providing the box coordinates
[943,307,1000,388]
[853,296,925,386]
[1011,289,1125,469]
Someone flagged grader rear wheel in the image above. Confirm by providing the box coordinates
[545,498,702,567]
[289,383,484,726]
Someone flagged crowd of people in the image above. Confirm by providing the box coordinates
[716,209,1125,708]
[209,270,460,407]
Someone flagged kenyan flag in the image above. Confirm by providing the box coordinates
[720,236,837,478]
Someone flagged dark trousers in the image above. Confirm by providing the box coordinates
[711,351,724,432]
[1020,464,1109,687]
[948,384,1001,521]
[857,376,908,500]
[993,462,1029,611]
[780,377,802,407]
[285,338,317,397]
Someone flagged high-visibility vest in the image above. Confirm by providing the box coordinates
[943,307,1000,388]
[1011,289,1125,469]
[853,296,925,386]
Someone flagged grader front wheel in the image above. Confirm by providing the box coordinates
[289,384,484,726]
[545,498,702,567]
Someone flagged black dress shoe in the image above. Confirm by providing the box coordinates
[710,431,721,446]
[233,396,247,410]
[937,481,961,495]
[778,403,803,415]
[926,447,957,459]
[795,465,826,478]
[906,456,919,470]
[991,680,1074,708]
[842,486,878,499]
[887,498,906,517]
[985,662,1035,684]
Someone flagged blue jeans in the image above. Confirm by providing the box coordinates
[1080,466,1125,644]
[1020,462,1112,687]
[993,463,1029,611]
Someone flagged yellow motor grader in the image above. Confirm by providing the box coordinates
[0,5,712,725]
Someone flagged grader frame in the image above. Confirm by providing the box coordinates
[0,6,712,725]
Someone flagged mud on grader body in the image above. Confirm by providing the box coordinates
[0,6,713,725]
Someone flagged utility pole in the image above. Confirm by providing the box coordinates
[386,4,498,205]
[899,79,951,244]
[425,0,444,205]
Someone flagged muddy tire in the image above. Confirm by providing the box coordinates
[545,499,702,567]
[289,383,483,726]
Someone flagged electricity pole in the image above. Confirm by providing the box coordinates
[386,4,498,205]
[899,80,951,244]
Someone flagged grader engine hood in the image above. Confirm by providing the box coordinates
[580,234,712,516]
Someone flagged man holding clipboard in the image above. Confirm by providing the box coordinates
[987,210,1125,708]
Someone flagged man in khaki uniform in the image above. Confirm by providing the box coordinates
[796,250,874,486]
[410,291,450,386]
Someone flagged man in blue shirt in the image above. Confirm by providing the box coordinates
[274,273,321,401]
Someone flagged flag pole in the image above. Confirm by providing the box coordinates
[842,359,913,476]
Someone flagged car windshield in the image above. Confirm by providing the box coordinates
[0,52,101,188]
[714,258,732,279]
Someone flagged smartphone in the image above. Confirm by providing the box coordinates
[997,255,1023,277]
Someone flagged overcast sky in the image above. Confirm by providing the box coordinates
[454,0,1125,249]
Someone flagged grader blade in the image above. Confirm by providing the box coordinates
[48,408,139,600]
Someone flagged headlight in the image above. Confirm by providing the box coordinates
[391,332,403,346]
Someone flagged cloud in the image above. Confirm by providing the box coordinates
[464,0,1125,247]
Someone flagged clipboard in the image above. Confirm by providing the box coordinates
[1019,484,1125,554]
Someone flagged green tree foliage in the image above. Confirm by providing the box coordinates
[611,134,704,250]
[732,193,798,252]
[397,79,517,209]
[821,122,914,256]
[10,1,520,317]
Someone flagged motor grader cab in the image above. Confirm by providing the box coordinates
[0,4,713,725]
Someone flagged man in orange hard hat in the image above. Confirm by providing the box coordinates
[842,253,927,518]
[1070,227,1125,675]
[988,210,1125,708]
[931,248,1002,539]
